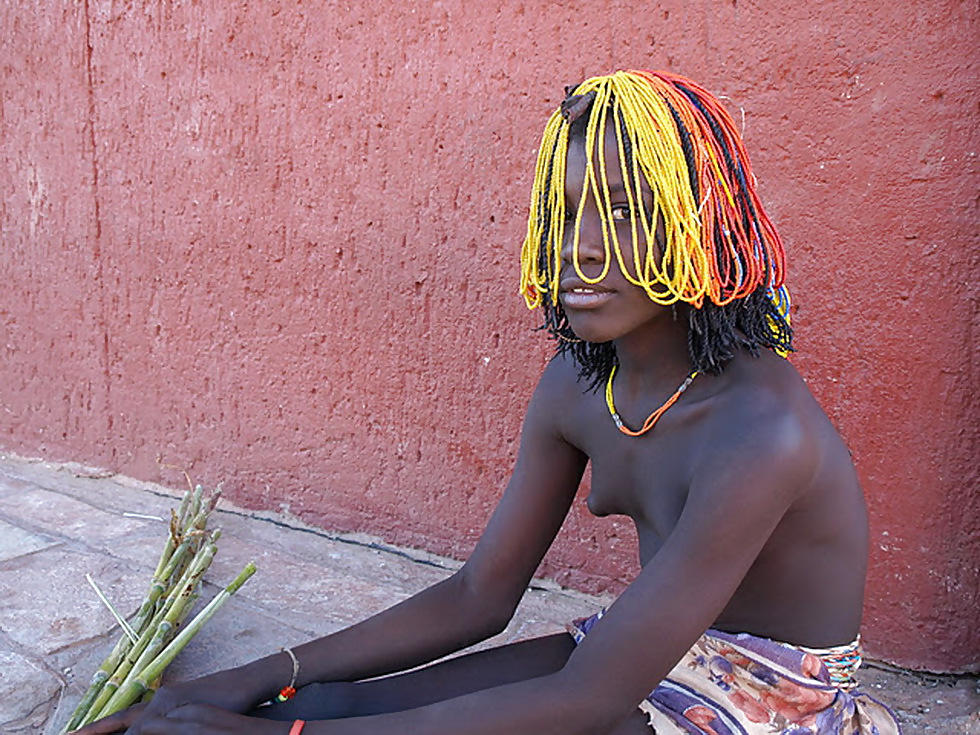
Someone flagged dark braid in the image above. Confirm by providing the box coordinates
[541,286,792,392]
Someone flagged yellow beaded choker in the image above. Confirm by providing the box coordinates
[605,366,699,437]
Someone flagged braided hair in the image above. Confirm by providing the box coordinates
[519,70,792,390]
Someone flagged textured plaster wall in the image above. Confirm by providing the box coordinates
[1,1,976,671]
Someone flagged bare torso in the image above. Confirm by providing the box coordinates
[553,347,869,648]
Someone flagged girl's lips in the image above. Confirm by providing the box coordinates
[560,287,615,310]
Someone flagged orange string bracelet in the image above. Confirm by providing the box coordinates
[605,366,698,437]
[289,721,306,735]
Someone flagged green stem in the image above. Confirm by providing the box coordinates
[174,487,193,534]
[98,563,256,718]
[71,487,227,729]
[151,489,189,581]
[64,538,185,732]
[131,540,192,634]
[61,669,109,733]
[80,538,217,726]
[93,542,218,718]
[188,485,203,526]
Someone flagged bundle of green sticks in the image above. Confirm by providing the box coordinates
[62,485,256,733]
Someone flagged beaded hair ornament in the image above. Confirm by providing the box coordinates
[519,70,791,337]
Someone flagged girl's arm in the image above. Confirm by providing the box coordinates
[265,402,815,734]
[72,358,588,734]
[267,357,589,692]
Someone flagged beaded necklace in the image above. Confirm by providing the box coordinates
[605,365,698,437]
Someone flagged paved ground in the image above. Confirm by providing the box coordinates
[0,453,975,734]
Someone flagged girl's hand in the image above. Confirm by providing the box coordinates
[69,668,266,734]
[118,703,286,735]
[68,703,145,734]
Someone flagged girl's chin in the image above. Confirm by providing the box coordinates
[562,323,616,344]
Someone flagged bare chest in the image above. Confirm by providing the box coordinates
[571,408,697,542]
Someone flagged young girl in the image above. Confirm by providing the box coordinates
[75,70,900,735]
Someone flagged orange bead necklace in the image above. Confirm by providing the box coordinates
[605,365,698,437]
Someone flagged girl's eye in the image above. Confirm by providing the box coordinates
[611,205,632,221]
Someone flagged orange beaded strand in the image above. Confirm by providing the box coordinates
[605,366,699,437]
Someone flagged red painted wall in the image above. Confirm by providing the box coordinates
[1,2,976,672]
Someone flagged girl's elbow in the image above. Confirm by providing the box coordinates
[475,593,518,638]
[448,569,518,637]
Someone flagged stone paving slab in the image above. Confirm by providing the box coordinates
[0,521,59,563]
[0,452,975,735]
[0,548,147,656]
[0,649,64,734]
[0,486,154,548]
[0,475,40,499]
[0,454,605,734]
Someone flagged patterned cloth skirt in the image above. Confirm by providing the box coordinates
[568,611,901,734]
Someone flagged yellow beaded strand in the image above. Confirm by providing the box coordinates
[604,366,699,437]
[520,70,788,323]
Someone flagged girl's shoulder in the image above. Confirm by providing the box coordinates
[524,352,605,451]
[691,351,854,501]
[533,351,595,408]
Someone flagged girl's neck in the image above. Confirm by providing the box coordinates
[612,314,694,394]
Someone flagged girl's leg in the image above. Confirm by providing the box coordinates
[252,632,576,721]
[611,710,656,733]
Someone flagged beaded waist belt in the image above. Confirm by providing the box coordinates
[797,635,863,690]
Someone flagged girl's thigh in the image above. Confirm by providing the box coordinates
[253,632,577,721]
[611,710,656,734]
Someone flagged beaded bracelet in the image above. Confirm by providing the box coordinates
[276,647,300,702]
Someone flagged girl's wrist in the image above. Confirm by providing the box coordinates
[238,651,296,703]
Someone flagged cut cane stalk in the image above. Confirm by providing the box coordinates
[128,540,192,636]
[62,669,110,733]
[188,485,203,525]
[64,533,190,732]
[64,485,240,732]
[110,543,217,696]
[86,538,218,722]
[96,563,256,718]
[150,490,190,581]
[63,564,169,734]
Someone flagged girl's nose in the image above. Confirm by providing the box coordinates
[560,208,606,267]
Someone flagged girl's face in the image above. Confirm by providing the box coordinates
[558,119,668,345]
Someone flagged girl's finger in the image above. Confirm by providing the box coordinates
[68,703,146,734]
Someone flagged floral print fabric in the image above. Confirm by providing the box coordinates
[568,612,901,734]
